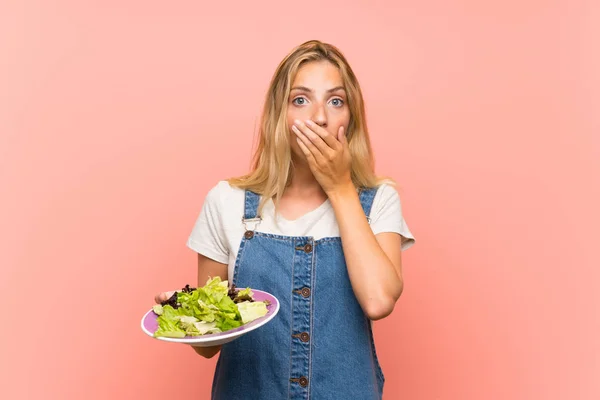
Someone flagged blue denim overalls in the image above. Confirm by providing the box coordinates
[211,188,384,400]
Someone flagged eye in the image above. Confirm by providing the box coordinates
[331,98,344,107]
[292,97,307,105]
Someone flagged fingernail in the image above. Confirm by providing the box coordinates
[305,120,313,126]
[294,119,302,126]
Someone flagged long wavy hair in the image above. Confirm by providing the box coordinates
[227,40,394,216]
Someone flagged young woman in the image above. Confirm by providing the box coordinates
[155,40,415,399]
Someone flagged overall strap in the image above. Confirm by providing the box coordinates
[358,187,378,223]
[243,190,261,220]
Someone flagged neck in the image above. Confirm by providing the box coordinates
[286,161,325,197]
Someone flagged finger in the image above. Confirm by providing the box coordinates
[292,124,324,159]
[338,125,350,148]
[296,137,317,166]
[154,291,175,304]
[293,120,332,156]
[337,125,344,141]
[304,120,342,150]
[154,292,165,304]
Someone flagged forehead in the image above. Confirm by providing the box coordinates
[292,60,343,88]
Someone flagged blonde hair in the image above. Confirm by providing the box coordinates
[227,40,394,216]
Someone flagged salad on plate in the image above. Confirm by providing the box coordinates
[152,277,270,338]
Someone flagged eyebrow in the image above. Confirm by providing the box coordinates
[290,85,346,93]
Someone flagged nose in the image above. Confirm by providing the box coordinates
[311,104,327,128]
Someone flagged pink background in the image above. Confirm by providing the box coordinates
[1,1,599,399]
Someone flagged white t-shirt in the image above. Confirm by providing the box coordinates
[187,181,416,281]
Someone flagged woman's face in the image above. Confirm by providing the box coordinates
[287,60,351,162]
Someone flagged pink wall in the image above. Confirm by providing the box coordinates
[2,1,598,399]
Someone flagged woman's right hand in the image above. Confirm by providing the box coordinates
[153,253,228,358]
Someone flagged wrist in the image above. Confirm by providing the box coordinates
[326,181,357,203]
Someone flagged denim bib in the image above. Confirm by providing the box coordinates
[211,188,384,400]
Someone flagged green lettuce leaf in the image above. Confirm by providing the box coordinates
[234,287,254,303]
[237,301,269,324]
[154,305,186,338]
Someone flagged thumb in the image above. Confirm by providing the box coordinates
[155,290,176,304]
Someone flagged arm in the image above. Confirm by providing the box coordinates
[328,185,403,321]
[191,253,228,358]
[292,119,404,321]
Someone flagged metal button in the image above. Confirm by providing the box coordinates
[298,376,308,387]
[244,230,254,239]
[301,287,311,298]
[292,332,311,342]
[304,243,313,253]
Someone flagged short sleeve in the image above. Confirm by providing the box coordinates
[369,184,416,251]
[186,183,230,264]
